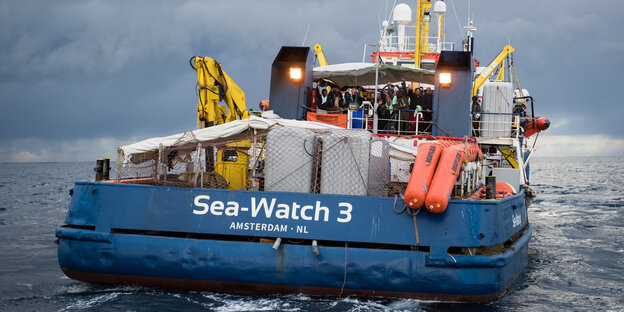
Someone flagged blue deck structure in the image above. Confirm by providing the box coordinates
[57,181,530,302]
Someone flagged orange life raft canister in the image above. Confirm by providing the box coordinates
[425,146,466,213]
[403,142,442,209]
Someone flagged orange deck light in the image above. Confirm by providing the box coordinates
[439,72,452,87]
[290,67,302,80]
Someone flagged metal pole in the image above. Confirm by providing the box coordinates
[116,149,122,182]
[373,45,380,134]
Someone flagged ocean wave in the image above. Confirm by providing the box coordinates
[57,292,121,311]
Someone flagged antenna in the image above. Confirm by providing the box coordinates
[385,0,388,21]
[449,0,464,38]
[301,22,311,46]
[468,0,471,28]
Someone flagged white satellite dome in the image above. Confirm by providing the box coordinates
[433,1,447,14]
[393,3,412,23]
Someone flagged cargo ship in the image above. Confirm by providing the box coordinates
[56,1,549,302]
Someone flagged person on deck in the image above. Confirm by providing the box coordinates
[471,96,482,137]
[408,87,423,133]
[397,90,410,133]
[345,88,362,108]
[344,89,352,108]
[376,95,390,134]
[317,88,331,111]
[421,87,434,132]
[513,103,528,117]
[326,87,343,113]
[386,89,399,133]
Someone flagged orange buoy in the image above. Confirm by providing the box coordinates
[425,145,465,213]
[403,142,442,209]
[496,181,515,195]
[259,100,270,111]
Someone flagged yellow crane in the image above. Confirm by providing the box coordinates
[190,56,253,190]
[314,44,329,67]
[472,45,515,96]
[190,56,251,129]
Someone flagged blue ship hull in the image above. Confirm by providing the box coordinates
[56,181,530,302]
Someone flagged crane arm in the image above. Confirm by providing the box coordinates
[472,45,515,96]
[192,56,249,128]
[314,44,329,67]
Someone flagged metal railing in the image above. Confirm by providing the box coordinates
[347,109,523,138]
[472,112,522,139]
[379,29,455,53]
[423,37,455,52]
[349,109,433,135]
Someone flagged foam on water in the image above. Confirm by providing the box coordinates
[58,292,122,311]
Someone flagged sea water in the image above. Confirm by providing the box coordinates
[0,158,622,311]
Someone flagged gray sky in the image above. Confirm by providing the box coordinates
[1,0,623,161]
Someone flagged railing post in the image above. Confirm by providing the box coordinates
[116,149,122,182]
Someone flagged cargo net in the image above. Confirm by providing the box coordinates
[117,126,414,197]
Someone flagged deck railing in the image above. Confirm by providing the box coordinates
[473,112,522,139]
[349,109,433,135]
[348,110,523,139]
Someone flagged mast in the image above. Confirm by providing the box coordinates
[413,0,432,68]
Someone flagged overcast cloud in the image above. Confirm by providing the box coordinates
[1,0,623,161]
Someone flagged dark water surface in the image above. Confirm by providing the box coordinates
[0,158,622,311]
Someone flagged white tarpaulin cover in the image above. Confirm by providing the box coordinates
[313,62,435,86]
[119,116,339,162]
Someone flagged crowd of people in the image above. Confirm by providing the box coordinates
[316,84,362,113]
[374,81,434,134]
[313,80,434,134]
[309,80,535,137]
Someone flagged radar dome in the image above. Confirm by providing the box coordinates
[433,1,447,14]
[393,3,412,23]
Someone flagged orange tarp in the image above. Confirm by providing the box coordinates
[306,112,348,128]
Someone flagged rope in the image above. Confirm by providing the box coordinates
[449,254,457,263]
[496,87,511,107]
[338,242,348,298]
[413,214,420,245]
[449,0,465,39]
[531,132,540,150]
[344,137,368,189]
[393,194,406,214]
[406,205,420,216]
[431,122,452,137]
